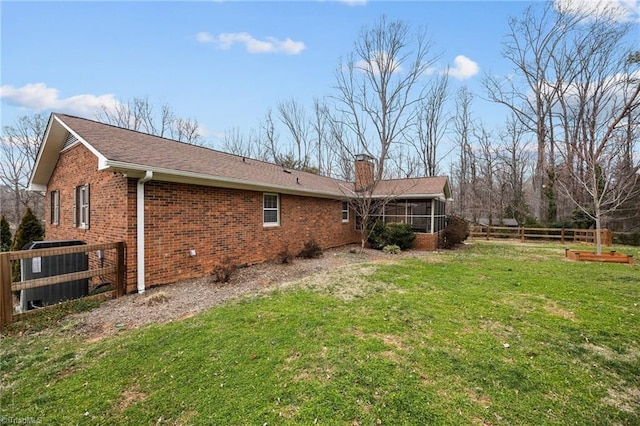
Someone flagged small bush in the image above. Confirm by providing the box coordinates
[367,220,385,250]
[1,216,11,252]
[382,244,401,254]
[277,245,294,264]
[212,258,236,283]
[145,291,169,306]
[368,221,416,250]
[298,239,323,259]
[440,215,470,249]
[615,232,640,246]
[385,223,416,250]
[11,208,45,282]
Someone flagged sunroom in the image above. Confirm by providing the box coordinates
[374,198,447,234]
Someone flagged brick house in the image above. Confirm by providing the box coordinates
[29,114,451,293]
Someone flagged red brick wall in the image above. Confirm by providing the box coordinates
[142,181,360,287]
[45,144,129,243]
[45,145,360,292]
[414,232,440,251]
[44,144,136,289]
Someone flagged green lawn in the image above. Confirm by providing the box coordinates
[2,242,639,425]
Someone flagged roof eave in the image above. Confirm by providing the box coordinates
[101,160,345,199]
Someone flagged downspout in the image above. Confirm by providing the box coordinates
[137,171,153,293]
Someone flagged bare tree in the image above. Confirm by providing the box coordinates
[475,125,498,223]
[484,3,582,222]
[495,114,532,223]
[222,126,256,158]
[325,116,355,181]
[450,86,477,218]
[411,72,451,177]
[277,98,312,170]
[389,146,421,179]
[311,97,333,176]
[172,116,204,145]
[554,41,640,253]
[259,108,281,164]
[0,114,47,224]
[331,15,439,181]
[96,96,205,145]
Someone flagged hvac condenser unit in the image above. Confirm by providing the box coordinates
[19,240,89,311]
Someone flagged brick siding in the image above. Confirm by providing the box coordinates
[142,181,360,287]
[44,144,136,289]
[414,232,440,251]
[44,144,360,292]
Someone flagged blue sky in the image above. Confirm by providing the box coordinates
[2,0,639,146]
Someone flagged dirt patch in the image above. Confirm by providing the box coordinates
[583,343,640,363]
[117,386,147,411]
[70,245,429,341]
[544,301,575,321]
[601,386,640,413]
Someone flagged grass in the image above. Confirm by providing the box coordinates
[1,241,639,425]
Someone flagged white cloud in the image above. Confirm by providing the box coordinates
[356,51,403,75]
[445,55,479,80]
[195,32,214,43]
[0,83,118,116]
[335,0,367,5]
[196,31,305,55]
[554,0,640,22]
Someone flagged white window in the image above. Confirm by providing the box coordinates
[74,184,90,229]
[342,201,349,222]
[50,190,60,225]
[263,193,279,227]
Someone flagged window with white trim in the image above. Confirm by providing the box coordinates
[50,190,60,225]
[73,184,90,229]
[342,201,349,222]
[263,193,279,226]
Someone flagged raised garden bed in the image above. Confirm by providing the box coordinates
[565,248,634,265]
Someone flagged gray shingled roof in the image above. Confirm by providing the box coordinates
[31,113,450,199]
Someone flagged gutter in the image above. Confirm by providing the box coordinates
[137,170,153,293]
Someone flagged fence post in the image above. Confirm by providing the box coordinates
[520,227,524,242]
[115,242,126,297]
[561,228,565,244]
[0,253,13,329]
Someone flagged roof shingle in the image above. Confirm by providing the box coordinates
[36,113,449,199]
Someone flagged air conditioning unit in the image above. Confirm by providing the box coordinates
[19,240,89,311]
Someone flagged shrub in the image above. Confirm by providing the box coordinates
[212,257,236,283]
[384,223,416,250]
[615,232,640,246]
[277,245,294,264]
[368,221,416,250]
[12,208,45,281]
[571,209,596,229]
[367,220,387,250]
[440,215,470,249]
[1,215,11,252]
[11,208,44,251]
[382,244,401,254]
[298,239,323,259]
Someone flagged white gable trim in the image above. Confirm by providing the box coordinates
[29,114,110,191]
[53,115,108,165]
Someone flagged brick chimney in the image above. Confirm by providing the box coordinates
[354,154,375,192]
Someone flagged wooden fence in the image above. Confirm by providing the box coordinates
[0,242,125,329]
[470,226,613,246]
